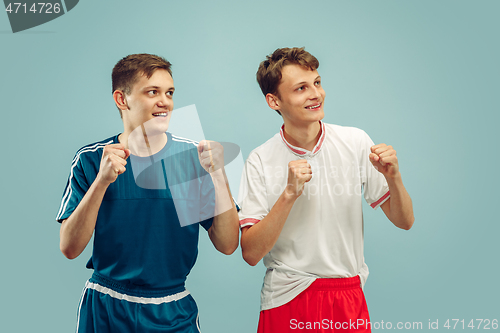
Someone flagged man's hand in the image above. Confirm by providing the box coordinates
[197,140,239,255]
[198,140,224,174]
[60,143,130,259]
[285,159,312,199]
[240,159,312,266]
[369,143,399,179]
[97,144,130,185]
[370,143,414,230]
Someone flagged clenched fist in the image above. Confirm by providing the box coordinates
[198,140,224,174]
[369,143,400,179]
[284,159,312,199]
[97,143,131,185]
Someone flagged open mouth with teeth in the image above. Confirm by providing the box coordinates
[305,103,322,110]
[152,112,169,117]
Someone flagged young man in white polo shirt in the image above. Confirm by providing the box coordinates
[238,47,414,332]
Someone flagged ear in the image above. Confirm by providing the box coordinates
[265,93,280,112]
[113,90,129,111]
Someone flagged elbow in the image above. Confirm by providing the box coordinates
[242,249,260,266]
[399,215,415,231]
[223,249,236,255]
[61,248,78,260]
[217,239,239,256]
[219,244,238,256]
[244,257,259,267]
[60,242,80,260]
[59,221,80,259]
[240,231,263,266]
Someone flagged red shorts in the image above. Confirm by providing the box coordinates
[257,276,371,333]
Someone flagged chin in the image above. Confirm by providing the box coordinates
[145,117,171,134]
[309,111,324,122]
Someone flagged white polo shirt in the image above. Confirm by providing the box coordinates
[238,121,390,310]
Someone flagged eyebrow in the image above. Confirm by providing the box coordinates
[143,85,175,91]
[292,76,321,87]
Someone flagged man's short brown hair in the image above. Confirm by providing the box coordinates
[112,54,172,117]
[256,47,319,98]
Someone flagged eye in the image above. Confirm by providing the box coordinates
[297,86,305,91]
[147,90,157,96]
[167,90,174,96]
[315,80,321,86]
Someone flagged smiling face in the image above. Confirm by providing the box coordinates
[119,69,175,136]
[267,64,325,128]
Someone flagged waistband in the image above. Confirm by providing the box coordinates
[89,272,186,298]
[308,275,361,291]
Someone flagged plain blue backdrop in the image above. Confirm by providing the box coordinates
[1,1,498,332]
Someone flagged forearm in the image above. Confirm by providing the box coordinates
[59,179,108,259]
[385,173,414,230]
[208,170,239,255]
[241,191,296,266]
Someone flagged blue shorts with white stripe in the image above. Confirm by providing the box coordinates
[76,272,200,333]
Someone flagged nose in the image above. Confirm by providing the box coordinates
[157,94,172,109]
[310,86,322,100]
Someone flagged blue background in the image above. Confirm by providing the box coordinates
[1,0,498,332]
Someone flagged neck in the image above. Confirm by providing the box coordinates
[283,121,321,152]
[119,128,168,157]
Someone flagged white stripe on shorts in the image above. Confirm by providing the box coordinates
[196,313,201,332]
[76,282,90,333]
[86,281,191,305]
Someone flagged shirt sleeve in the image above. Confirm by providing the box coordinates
[237,152,269,228]
[359,130,390,210]
[55,153,91,223]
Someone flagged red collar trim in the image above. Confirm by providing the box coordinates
[279,121,325,156]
